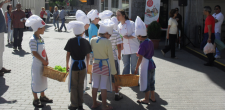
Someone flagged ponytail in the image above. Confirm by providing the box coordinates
[117,9,129,20]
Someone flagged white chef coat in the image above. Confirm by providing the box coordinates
[118,20,140,55]
[212,12,224,33]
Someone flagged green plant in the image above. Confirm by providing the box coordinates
[49,1,55,7]
[147,21,161,39]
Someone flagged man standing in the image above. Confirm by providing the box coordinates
[201,6,216,66]
[0,0,11,76]
[58,7,67,32]
[212,5,224,59]
[11,3,26,50]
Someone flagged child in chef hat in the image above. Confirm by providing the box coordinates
[134,16,156,104]
[90,19,116,110]
[64,21,92,110]
[99,11,124,101]
[99,10,113,21]
[76,10,90,39]
[25,15,53,108]
[87,9,99,84]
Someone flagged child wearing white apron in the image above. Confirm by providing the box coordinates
[65,21,92,110]
[134,16,156,104]
[75,10,91,93]
[26,15,53,108]
[91,19,116,110]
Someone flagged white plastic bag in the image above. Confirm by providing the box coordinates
[203,43,215,54]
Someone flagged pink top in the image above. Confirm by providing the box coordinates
[40,11,47,18]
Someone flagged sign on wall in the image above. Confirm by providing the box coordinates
[144,0,161,25]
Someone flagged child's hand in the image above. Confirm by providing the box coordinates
[134,68,138,75]
[136,53,139,57]
[42,60,48,66]
[66,66,70,72]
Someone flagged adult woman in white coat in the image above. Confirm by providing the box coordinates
[116,9,140,75]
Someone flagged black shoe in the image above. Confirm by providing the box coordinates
[115,93,123,101]
[68,105,78,110]
[40,96,53,103]
[0,67,11,73]
[33,99,44,108]
[98,94,102,100]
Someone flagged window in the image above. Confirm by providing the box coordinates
[101,0,108,12]
[122,0,129,17]
[111,0,119,16]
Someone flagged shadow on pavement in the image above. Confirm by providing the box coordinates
[155,41,225,90]
[131,86,168,110]
[12,49,30,57]
[34,105,52,110]
[0,77,17,104]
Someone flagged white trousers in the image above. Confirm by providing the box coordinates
[0,33,4,70]
[92,73,109,90]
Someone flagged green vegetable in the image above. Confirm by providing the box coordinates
[54,65,67,73]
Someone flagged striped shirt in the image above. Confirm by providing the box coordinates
[29,36,44,55]
[92,63,109,76]
[109,30,123,60]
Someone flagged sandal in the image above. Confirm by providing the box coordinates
[91,102,101,109]
[40,96,53,103]
[137,100,149,105]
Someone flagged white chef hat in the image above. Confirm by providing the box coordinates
[87,9,99,21]
[111,16,119,30]
[99,10,113,21]
[76,10,90,25]
[98,19,115,35]
[25,15,45,32]
[135,16,147,36]
[67,21,85,35]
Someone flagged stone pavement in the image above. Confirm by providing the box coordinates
[0,24,225,110]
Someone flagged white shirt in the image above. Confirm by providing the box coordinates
[212,12,224,33]
[118,20,140,55]
[168,18,178,34]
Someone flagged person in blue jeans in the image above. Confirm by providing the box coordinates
[53,6,59,31]
[5,4,13,44]
[116,9,140,75]
[212,5,224,59]
[58,7,67,32]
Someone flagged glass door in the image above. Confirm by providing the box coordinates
[111,0,119,16]
[122,0,129,17]
[101,0,108,12]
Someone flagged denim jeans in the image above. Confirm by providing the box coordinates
[144,69,155,92]
[13,28,23,48]
[53,19,59,29]
[122,54,139,75]
[215,33,221,56]
[111,60,119,83]
[59,18,67,31]
[7,21,13,42]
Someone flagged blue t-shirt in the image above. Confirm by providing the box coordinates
[88,23,98,42]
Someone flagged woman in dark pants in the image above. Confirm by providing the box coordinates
[161,9,178,58]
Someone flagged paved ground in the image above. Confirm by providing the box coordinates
[0,24,225,110]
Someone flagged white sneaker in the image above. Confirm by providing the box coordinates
[215,55,221,59]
